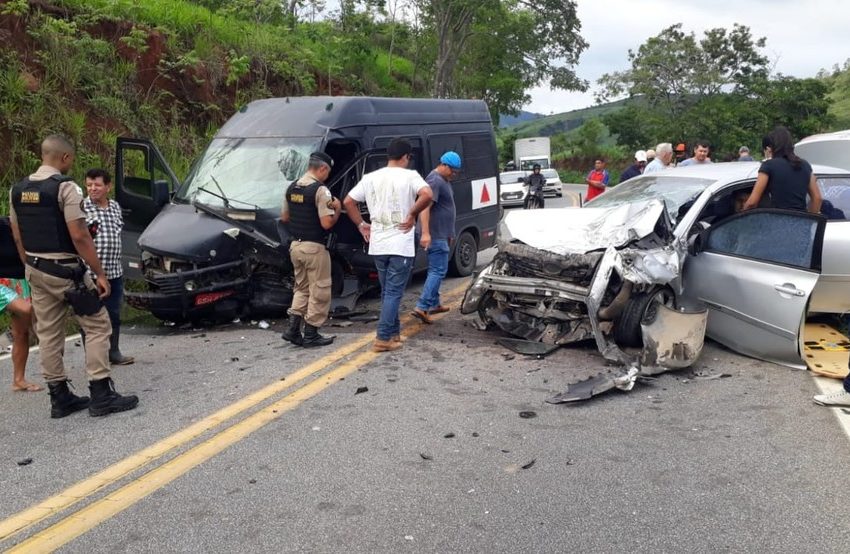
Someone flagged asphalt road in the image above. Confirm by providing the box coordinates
[2,202,850,552]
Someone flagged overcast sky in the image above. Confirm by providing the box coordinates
[527,0,849,114]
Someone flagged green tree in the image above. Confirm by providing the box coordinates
[418,0,587,115]
[597,23,768,118]
[598,23,832,159]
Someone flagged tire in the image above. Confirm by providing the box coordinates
[614,287,675,347]
[449,231,477,277]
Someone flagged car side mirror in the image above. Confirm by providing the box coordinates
[151,179,170,207]
[687,230,704,256]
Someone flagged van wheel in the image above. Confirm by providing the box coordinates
[449,231,477,277]
[614,287,675,347]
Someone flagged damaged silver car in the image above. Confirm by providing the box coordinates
[462,163,850,400]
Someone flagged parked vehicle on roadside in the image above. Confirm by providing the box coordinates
[117,96,501,324]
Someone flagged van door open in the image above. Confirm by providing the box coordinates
[115,138,180,278]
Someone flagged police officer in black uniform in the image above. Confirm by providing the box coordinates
[9,135,138,418]
[279,152,341,347]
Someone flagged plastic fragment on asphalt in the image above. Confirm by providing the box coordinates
[17,458,33,466]
[355,386,369,395]
[519,411,537,419]
[497,338,559,357]
[521,459,536,470]
[419,453,433,460]
[258,320,270,329]
[443,433,455,439]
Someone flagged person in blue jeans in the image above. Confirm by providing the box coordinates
[343,139,433,352]
[411,151,461,324]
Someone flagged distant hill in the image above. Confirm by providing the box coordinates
[498,110,545,128]
[507,98,631,137]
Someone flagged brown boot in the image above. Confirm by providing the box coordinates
[373,338,403,352]
[410,308,432,324]
[430,305,450,315]
[392,335,406,343]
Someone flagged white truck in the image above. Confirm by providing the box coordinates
[514,136,551,170]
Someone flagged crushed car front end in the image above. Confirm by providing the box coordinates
[462,199,705,369]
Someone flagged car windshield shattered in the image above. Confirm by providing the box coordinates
[586,175,714,222]
[176,137,321,210]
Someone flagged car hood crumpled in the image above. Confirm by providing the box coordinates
[502,199,681,286]
[503,199,669,255]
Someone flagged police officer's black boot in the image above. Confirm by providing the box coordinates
[47,380,90,419]
[302,324,334,348]
[281,315,304,346]
[88,377,139,417]
[108,327,135,365]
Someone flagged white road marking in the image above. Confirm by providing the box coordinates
[0,334,81,361]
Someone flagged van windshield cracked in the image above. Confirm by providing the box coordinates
[176,137,321,210]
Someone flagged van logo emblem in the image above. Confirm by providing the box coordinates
[471,178,496,210]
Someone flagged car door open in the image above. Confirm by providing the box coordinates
[682,209,826,368]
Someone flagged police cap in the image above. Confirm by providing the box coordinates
[309,152,334,168]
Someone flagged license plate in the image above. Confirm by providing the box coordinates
[194,290,234,306]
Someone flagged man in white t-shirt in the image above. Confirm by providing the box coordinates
[343,138,433,352]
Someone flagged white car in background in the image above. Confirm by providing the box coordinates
[541,168,563,198]
[499,169,564,207]
[499,171,528,207]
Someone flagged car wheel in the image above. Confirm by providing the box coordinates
[614,287,675,347]
[449,231,477,277]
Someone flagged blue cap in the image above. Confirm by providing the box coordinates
[440,151,462,169]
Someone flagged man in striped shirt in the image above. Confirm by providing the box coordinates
[83,169,134,365]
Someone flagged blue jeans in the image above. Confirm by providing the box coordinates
[416,239,450,311]
[374,255,413,341]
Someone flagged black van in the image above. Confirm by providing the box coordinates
[118,96,501,323]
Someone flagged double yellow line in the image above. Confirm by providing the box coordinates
[2,283,466,552]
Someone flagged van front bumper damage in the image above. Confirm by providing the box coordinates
[126,258,252,323]
[461,199,708,401]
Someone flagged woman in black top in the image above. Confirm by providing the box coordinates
[743,126,822,213]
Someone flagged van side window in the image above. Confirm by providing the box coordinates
[428,135,463,179]
[461,133,496,180]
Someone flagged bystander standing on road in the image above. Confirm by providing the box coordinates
[737,146,754,161]
[10,135,138,418]
[678,140,712,166]
[743,126,822,213]
[584,158,609,202]
[279,152,340,348]
[82,169,133,365]
[343,139,432,352]
[411,151,461,324]
[645,149,656,164]
[618,150,647,184]
[643,143,673,174]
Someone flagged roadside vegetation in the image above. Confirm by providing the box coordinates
[502,24,849,182]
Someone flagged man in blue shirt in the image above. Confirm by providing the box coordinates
[411,151,461,324]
